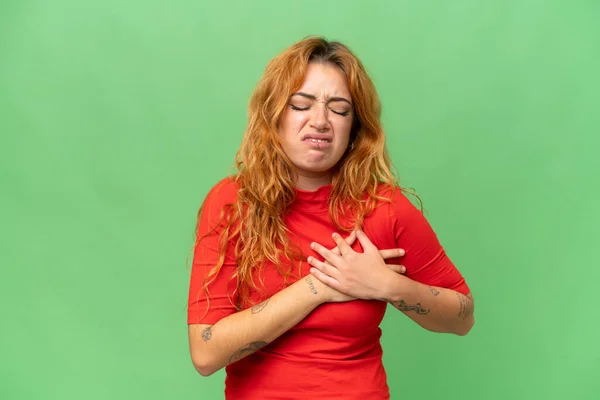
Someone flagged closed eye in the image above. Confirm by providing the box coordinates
[330,109,350,117]
[290,104,350,117]
[290,104,309,111]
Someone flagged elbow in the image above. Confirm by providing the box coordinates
[191,353,219,377]
[455,315,475,336]
[188,325,223,376]
[192,359,218,377]
[193,362,216,377]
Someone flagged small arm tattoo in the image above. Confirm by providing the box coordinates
[306,276,318,295]
[390,300,431,315]
[457,292,473,320]
[251,298,270,314]
[201,326,213,342]
[229,341,268,363]
[428,286,441,296]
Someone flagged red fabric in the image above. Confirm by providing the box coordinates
[187,177,470,399]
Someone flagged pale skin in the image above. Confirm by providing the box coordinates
[277,62,354,191]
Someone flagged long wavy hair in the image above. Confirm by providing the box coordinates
[196,36,413,309]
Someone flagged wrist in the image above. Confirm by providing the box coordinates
[381,272,416,303]
[303,275,327,306]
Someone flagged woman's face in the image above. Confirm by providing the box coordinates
[278,62,354,189]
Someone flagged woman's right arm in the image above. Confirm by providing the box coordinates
[188,274,333,376]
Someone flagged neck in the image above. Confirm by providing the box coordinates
[295,171,332,191]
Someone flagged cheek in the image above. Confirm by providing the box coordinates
[291,113,310,133]
[335,118,353,142]
[280,112,308,140]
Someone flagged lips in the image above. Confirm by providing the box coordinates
[302,133,333,143]
[302,133,333,150]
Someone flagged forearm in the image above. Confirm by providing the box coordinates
[189,275,323,376]
[381,274,474,336]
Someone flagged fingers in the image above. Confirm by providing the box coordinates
[386,264,406,274]
[379,248,406,260]
[331,232,354,256]
[344,231,357,246]
[310,241,339,265]
[331,231,356,256]
[307,255,340,280]
[331,247,341,256]
[308,262,341,289]
[355,229,377,252]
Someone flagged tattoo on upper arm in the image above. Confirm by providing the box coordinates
[306,276,318,295]
[229,341,268,363]
[457,292,473,320]
[201,326,213,342]
[390,300,431,315]
[251,298,270,314]
[428,286,441,296]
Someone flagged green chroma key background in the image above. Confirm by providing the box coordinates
[1,1,598,399]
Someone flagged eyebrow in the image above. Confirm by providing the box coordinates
[291,92,353,106]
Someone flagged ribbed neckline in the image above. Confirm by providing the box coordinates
[293,184,332,214]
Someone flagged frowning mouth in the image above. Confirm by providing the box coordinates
[302,134,333,143]
[305,138,331,144]
[302,134,333,150]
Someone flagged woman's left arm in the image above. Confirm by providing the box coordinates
[307,230,475,336]
[379,274,474,336]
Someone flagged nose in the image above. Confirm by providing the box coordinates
[309,102,330,132]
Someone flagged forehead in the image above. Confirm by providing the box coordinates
[295,62,351,98]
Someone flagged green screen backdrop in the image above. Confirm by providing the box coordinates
[1,1,599,399]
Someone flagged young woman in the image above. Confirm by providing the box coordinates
[187,36,474,399]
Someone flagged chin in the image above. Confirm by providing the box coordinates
[299,160,336,173]
[301,155,343,171]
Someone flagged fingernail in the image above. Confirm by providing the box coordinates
[310,242,315,249]
[399,249,405,256]
[401,266,406,273]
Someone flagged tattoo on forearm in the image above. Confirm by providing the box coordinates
[306,276,318,295]
[251,298,270,314]
[428,286,441,296]
[201,326,213,342]
[457,293,473,320]
[229,341,268,363]
[390,300,431,315]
